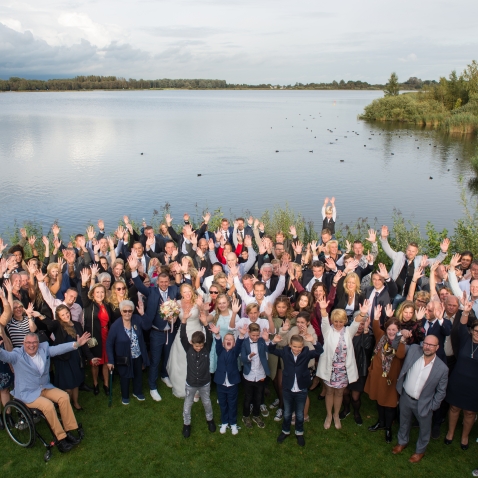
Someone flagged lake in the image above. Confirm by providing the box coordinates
[0,90,477,238]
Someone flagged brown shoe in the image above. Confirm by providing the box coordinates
[409,453,425,463]
[392,444,408,454]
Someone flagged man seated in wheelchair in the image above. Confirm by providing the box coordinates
[0,331,91,453]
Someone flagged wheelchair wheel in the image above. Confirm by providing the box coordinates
[3,401,36,448]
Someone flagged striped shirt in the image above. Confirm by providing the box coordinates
[6,317,31,348]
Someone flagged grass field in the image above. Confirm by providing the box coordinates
[1,371,476,478]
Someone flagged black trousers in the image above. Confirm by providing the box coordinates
[377,404,396,428]
[243,379,265,417]
[119,356,144,399]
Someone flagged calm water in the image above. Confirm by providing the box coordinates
[0,90,477,237]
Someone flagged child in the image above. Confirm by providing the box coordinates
[322,197,337,236]
[232,303,273,337]
[180,317,215,438]
[241,323,271,429]
[211,323,247,435]
[269,333,323,446]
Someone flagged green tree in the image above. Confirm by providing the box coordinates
[384,72,399,96]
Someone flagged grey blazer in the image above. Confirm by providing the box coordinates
[396,344,448,417]
[0,342,74,403]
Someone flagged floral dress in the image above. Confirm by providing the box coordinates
[324,328,348,389]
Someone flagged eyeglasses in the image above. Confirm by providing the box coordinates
[13,306,24,310]
[115,287,126,291]
[25,341,39,345]
[472,329,478,334]
[423,342,438,348]
[210,291,219,295]
[122,310,133,314]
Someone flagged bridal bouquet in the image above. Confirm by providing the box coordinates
[160,299,180,323]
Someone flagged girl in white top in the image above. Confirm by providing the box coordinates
[316,298,369,430]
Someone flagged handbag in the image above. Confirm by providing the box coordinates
[115,356,130,366]
[87,307,99,348]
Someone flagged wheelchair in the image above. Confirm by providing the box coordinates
[2,398,84,461]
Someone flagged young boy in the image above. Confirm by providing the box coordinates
[322,196,337,236]
[269,334,323,446]
[180,319,215,438]
[241,323,270,429]
[232,303,274,337]
[211,323,247,435]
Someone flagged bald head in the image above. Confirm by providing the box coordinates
[422,334,439,357]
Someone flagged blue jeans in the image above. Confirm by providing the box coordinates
[148,328,176,390]
[217,383,239,426]
[282,388,308,435]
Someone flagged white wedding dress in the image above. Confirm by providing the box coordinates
[166,304,204,398]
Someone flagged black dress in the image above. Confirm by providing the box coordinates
[43,319,86,390]
[348,330,375,392]
[446,323,478,412]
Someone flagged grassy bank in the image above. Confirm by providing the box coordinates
[360,61,478,135]
[1,370,476,478]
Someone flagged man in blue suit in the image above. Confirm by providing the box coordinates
[0,331,90,453]
[128,257,180,402]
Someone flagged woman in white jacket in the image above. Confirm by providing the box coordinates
[317,297,369,430]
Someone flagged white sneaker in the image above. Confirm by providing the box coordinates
[150,389,162,402]
[231,425,239,435]
[220,424,228,434]
[193,391,200,403]
[274,408,283,422]
[269,399,280,409]
[260,404,269,417]
[161,377,173,388]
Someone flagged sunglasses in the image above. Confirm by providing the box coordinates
[122,310,133,314]
[115,287,126,291]
[210,291,219,295]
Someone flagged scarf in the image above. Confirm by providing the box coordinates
[374,334,396,378]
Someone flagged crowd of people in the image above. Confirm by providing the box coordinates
[0,199,477,470]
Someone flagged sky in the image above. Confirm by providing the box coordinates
[1,0,477,84]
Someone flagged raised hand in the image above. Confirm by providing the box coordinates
[272,334,282,344]
[3,279,12,293]
[197,267,206,278]
[416,306,426,321]
[76,332,92,347]
[381,225,389,239]
[449,253,461,269]
[282,318,291,332]
[93,242,101,255]
[385,303,394,318]
[123,215,130,225]
[420,255,429,268]
[0,258,6,276]
[344,259,359,273]
[365,229,377,243]
[258,239,266,255]
[401,329,412,339]
[254,218,260,229]
[183,213,190,223]
[373,304,382,320]
[325,257,336,271]
[28,235,37,246]
[324,197,329,205]
[279,261,289,276]
[238,324,248,337]
[165,214,172,226]
[288,263,296,280]
[53,238,61,253]
[289,225,297,237]
[377,263,389,280]
[127,255,138,271]
[203,212,211,224]
[0,238,7,254]
[25,302,34,318]
[107,236,115,250]
[86,225,95,241]
[261,327,270,341]
[247,216,254,226]
[19,228,27,238]
[90,263,99,278]
[80,268,91,286]
[27,261,38,276]
[333,270,344,283]
[318,297,329,311]
[57,257,65,273]
[440,238,450,252]
[209,323,220,335]
[310,240,318,254]
[330,197,335,205]
[183,224,193,238]
[264,302,273,317]
[219,235,226,248]
[35,269,46,282]
[345,240,352,254]
[51,224,60,237]
[146,235,155,247]
[229,264,238,277]
[366,251,374,264]
[303,333,314,343]
[180,257,189,274]
[98,219,105,230]
[115,226,125,240]
[292,241,303,255]
[359,299,370,315]
[190,233,198,247]
[41,235,49,249]
[412,266,424,282]
[231,298,241,314]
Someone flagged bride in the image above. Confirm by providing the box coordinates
[167,283,208,398]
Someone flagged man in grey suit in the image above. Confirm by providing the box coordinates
[392,335,448,463]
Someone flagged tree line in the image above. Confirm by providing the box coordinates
[0,75,435,92]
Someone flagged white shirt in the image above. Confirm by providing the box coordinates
[291,352,301,392]
[243,340,266,382]
[306,275,323,292]
[423,318,443,334]
[233,318,270,338]
[403,355,436,399]
[29,352,44,375]
[234,276,285,316]
[367,286,384,315]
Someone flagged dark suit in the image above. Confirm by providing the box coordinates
[132,274,180,390]
[140,234,165,255]
[363,279,399,326]
[396,344,448,453]
[420,317,452,364]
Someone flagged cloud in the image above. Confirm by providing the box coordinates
[399,53,418,63]
[147,26,225,38]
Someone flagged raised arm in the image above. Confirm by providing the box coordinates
[448,254,465,299]
[379,225,398,260]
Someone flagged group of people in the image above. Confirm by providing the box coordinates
[0,198,477,468]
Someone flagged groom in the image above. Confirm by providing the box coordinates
[127,256,181,402]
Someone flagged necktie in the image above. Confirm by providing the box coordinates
[425,321,431,334]
[240,231,244,239]
[370,292,379,321]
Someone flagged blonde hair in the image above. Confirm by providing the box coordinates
[344,272,361,296]
[325,240,339,254]
[330,308,347,324]
[47,262,60,277]
[212,293,230,324]
[325,206,333,215]
[107,281,130,310]
[396,300,417,323]
[180,283,198,304]
[246,303,259,315]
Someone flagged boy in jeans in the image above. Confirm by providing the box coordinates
[269,333,323,446]
[241,323,270,429]
[181,318,216,438]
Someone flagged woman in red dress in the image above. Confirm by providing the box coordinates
[81,269,114,396]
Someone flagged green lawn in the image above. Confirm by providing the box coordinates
[1,372,475,478]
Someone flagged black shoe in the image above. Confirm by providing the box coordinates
[57,438,73,453]
[354,413,363,426]
[296,435,305,447]
[182,425,191,438]
[65,431,81,446]
[317,394,325,401]
[0,415,4,430]
[461,443,469,451]
[431,424,441,439]
[207,420,216,433]
[385,428,392,444]
[368,421,386,432]
[93,385,99,396]
[79,383,93,392]
[339,408,350,420]
[277,432,289,443]
[103,385,110,396]
[444,437,453,445]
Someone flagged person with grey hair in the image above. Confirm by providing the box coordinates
[106,300,150,405]
[259,263,279,294]
[96,272,112,291]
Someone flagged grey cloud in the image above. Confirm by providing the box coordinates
[147,26,225,38]
[101,41,150,62]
